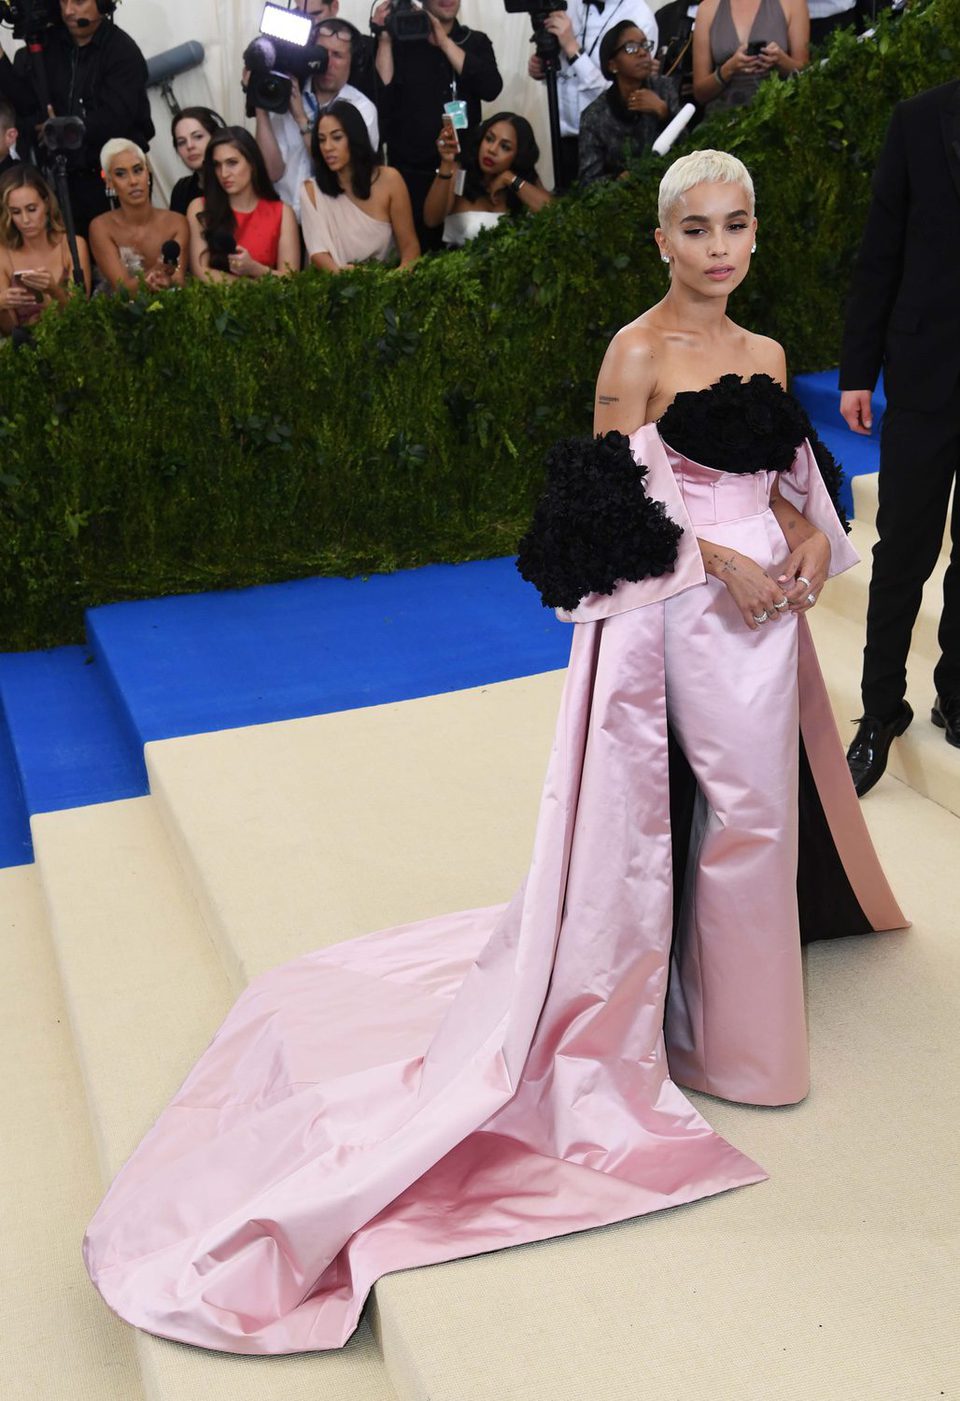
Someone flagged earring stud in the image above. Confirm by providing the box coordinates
[751,242,757,253]
[661,254,670,264]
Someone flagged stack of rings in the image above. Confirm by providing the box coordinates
[753,595,790,625]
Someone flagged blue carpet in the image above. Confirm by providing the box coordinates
[0,648,148,834]
[0,695,32,868]
[86,557,570,747]
[792,369,884,516]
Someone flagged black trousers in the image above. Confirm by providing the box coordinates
[862,387,960,715]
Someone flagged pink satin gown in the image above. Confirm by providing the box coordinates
[82,402,907,1355]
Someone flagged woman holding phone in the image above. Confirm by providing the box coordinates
[692,0,808,112]
[0,164,91,334]
[423,111,552,248]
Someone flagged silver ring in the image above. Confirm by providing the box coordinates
[752,610,769,624]
[806,592,817,606]
[797,575,811,589]
[773,597,789,611]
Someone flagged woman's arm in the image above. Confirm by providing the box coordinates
[88,217,139,295]
[509,175,553,215]
[275,203,301,276]
[593,324,658,435]
[386,170,420,267]
[692,1,760,105]
[0,253,32,334]
[423,125,459,229]
[145,214,189,291]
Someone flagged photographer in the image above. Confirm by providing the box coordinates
[250,14,378,219]
[372,0,502,249]
[0,0,154,237]
[527,0,658,188]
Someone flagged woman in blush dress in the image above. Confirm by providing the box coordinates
[187,126,300,282]
[423,111,552,249]
[300,100,419,273]
[82,150,905,1357]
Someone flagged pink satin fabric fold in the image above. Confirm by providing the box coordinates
[83,427,905,1355]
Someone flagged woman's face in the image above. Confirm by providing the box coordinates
[479,121,517,178]
[108,150,150,208]
[211,143,254,198]
[607,26,655,82]
[316,116,350,174]
[5,184,48,240]
[656,180,757,297]
[174,118,212,172]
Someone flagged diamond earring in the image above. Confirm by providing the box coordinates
[661,254,670,264]
[751,241,757,253]
[106,185,116,200]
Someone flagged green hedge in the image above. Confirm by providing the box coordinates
[0,0,956,650]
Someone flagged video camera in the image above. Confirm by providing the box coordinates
[503,0,567,68]
[379,0,432,43]
[0,0,58,42]
[243,3,330,116]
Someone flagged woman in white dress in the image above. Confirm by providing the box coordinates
[423,111,553,249]
[301,101,420,273]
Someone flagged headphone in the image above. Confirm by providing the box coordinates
[96,0,118,15]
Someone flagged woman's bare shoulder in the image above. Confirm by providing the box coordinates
[744,329,788,386]
[605,316,663,367]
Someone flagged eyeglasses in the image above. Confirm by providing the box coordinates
[614,39,654,55]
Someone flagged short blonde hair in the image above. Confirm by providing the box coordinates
[658,149,755,227]
[100,139,148,178]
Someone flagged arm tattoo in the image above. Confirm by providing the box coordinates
[597,394,620,405]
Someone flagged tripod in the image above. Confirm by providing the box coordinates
[48,149,86,290]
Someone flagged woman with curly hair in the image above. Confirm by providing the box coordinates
[83,151,904,1358]
[423,110,552,248]
[187,126,299,281]
[0,164,91,333]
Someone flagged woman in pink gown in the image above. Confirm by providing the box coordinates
[83,151,905,1355]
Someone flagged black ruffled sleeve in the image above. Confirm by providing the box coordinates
[795,411,852,534]
[516,432,684,612]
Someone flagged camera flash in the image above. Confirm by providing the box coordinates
[259,3,313,47]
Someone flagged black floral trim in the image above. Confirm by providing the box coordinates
[657,373,851,532]
[516,432,683,611]
[657,374,809,475]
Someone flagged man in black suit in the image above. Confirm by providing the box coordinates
[839,79,960,795]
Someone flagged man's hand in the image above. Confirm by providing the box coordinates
[840,389,873,435]
[372,1,393,39]
[288,76,305,126]
[528,53,545,80]
[542,11,578,58]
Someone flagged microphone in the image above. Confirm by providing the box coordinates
[75,18,92,26]
[146,41,206,89]
[161,239,181,269]
[652,102,697,158]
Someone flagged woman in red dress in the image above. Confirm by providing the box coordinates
[187,126,300,282]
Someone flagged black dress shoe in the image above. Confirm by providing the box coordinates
[931,694,960,748]
[846,701,914,797]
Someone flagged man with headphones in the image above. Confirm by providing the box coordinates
[0,0,154,235]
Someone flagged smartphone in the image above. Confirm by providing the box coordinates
[12,270,43,303]
[440,112,460,154]
[746,40,766,55]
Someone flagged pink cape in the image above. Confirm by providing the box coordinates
[83,427,906,1353]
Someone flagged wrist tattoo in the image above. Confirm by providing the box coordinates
[597,394,619,405]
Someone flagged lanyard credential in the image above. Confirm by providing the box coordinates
[579,0,629,59]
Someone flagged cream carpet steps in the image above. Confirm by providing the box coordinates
[0,862,143,1401]
[30,796,397,1401]
[140,680,958,1401]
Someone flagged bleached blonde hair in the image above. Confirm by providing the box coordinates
[100,139,148,178]
[657,149,755,228]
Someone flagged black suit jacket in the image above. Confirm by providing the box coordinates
[839,80,960,412]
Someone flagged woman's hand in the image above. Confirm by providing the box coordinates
[703,544,793,632]
[777,529,831,614]
[18,267,52,294]
[720,43,764,79]
[0,283,37,310]
[757,40,786,72]
[625,87,667,118]
[435,123,459,169]
[487,168,516,198]
[144,260,175,292]
[228,245,264,279]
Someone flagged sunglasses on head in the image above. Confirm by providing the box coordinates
[614,38,654,55]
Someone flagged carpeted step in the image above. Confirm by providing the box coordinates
[0,863,144,1401]
[142,673,958,1401]
[0,699,31,868]
[807,605,960,816]
[32,795,396,1401]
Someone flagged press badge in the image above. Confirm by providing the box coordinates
[444,99,469,130]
